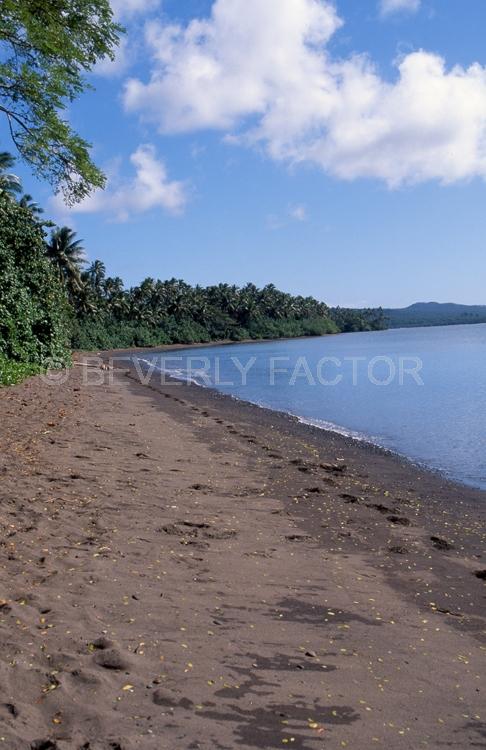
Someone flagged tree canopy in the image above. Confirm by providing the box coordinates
[0,151,387,384]
[0,0,122,204]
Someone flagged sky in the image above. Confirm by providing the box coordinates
[9,0,486,308]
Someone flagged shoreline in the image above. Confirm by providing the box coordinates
[121,358,486,519]
[0,364,485,748]
[113,348,486,499]
[91,331,341,359]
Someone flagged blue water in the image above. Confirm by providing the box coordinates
[137,324,486,491]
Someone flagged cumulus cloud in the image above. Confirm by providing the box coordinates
[380,0,421,16]
[124,0,341,131]
[95,0,161,77]
[52,145,188,221]
[122,0,486,187]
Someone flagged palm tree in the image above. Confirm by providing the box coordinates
[86,260,106,296]
[46,226,85,297]
[237,283,260,326]
[73,278,99,316]
[104,277,128,319]
[19,193,44,216]
[0,152,21,197]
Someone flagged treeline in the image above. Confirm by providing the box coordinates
[384,302,486,329]
[0,152,386,382]
[70,275,387,350]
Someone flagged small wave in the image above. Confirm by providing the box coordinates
[134,357,207,387]
[295,415,373,442]
[136,357,383,444]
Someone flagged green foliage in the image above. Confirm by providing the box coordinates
[0,151,387,375]
[0,355,42,386]
[0,0,122,203]
[70,317,172,350]
[0,152,22,196]
[0,195,71,366]
[330,306,387,333]
[69,275,382,351]
[46,226,86,297]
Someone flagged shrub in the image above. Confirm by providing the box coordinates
[0,196,70,367]
[0,354,42,386]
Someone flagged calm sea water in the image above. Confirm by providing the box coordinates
[138,324,486,490]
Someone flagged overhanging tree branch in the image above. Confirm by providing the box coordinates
[0,0,123,204]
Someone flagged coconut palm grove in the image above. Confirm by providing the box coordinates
[0,155,386,384]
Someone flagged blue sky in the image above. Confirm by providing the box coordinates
[10,0,486,308]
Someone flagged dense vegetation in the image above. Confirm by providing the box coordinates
[0,151,386,384]
[0,355,43,386]
[384,302,486,328]
[0,190,71,378]
[70,276,387,350]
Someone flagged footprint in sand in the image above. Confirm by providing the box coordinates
[297,466,313,474]
[162,521,236,542]
[161,522,205,537]
[93,648,130,671]
[285,533,313,543]
[367,502,391,514]
[204,528,237,540]
[341,493,360,504]
[430,535,454,551]
[89,636,131,671]
[321,462,347,474]
[152,687,194,710]
[388,515,411,526]
[1,702,18,718]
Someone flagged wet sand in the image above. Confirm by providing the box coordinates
[0,360,485,749]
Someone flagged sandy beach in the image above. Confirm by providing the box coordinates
[1,359,485,749]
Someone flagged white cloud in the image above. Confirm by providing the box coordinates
[380,0,421,16]
[95,37,132,77]
[123,0,486,187]
[124,0,342,131]
[266,204,309,229]
[110,0,160,19]
[95,0,160,77]
[289,204,308,221]
[52,144,188,221]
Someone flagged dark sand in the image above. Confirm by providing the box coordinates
[0,359,485,749]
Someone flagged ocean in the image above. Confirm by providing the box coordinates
[136,324,486,490]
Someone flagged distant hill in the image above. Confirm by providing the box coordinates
[384,302,486,328]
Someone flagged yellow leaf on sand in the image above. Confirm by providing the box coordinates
[122,684,134,691]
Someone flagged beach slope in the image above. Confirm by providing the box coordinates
[0,363,485,749]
